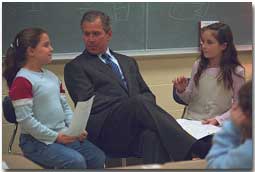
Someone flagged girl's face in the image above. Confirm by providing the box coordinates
[28,33,53,65]
[201,30,226,62]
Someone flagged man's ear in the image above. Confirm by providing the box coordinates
[106,29,112,40]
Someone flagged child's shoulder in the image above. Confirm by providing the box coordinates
[15,68,32,80]
[234,65,245,75]
[43,68,58,77]
[42,68,60,83]
[194,59,200,65]
[192,59,200,70]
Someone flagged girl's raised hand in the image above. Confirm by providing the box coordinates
[172,76,189,93]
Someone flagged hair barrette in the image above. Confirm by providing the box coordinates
[16,38,19,47]
[10,43,14,48]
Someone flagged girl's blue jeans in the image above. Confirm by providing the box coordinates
[19,134,105,169]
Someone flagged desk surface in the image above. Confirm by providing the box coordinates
[113,159,207,169]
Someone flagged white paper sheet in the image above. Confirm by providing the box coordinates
[62,96,94,136]
[176,118,221,140]
[2,161,9,169]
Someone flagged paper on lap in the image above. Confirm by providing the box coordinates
[176,118,221,139]
[62,95,94,136]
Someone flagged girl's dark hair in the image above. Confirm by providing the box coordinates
[238,80,252,139]
[3,28,47,88]
[194,22,244,89]
[238,80,252,118]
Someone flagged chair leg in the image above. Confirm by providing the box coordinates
[121,158,127,167]
[8,124,18,153]
[181,106,187,119]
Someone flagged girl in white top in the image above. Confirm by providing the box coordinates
[3,28,105,169]
[173,22,245,126]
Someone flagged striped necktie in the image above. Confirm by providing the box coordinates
[102,53,127,88]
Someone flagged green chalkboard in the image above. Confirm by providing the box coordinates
[2,2,252,55]
[147,2,252,49]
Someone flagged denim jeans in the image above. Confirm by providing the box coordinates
[19,134,105,169]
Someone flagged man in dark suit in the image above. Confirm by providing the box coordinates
[64,10,196,164]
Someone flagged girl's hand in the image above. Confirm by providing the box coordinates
[78,130,88,142]
[202,118,219,126]
[56,133,78,144]
[172,76,189,93]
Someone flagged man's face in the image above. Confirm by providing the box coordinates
[81,17,112,55]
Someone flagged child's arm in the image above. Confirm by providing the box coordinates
[175,60,199,104]
[59,82,73,127]
[212,66,245,125]
[206,120,252,169]
[18,111,59,143]
[10,77,58,144]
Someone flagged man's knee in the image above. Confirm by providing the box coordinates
[128,96,146,107]
[140,130,158,143]
[128,96,154,116]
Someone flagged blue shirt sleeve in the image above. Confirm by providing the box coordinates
[206,120,252,169]
[60,94,73,127]
[15,101,58,144]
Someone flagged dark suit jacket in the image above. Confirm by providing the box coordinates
[64,50,156,143]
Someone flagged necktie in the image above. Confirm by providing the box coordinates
[102,53,127,88]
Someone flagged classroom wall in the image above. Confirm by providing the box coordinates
[2,51,252,154]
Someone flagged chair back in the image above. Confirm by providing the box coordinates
[3,96,17,124]
[172,86,188,106]
[172,79,190,118]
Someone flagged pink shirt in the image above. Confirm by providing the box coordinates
[177,60,245,126]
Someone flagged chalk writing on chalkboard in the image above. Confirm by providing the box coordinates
[27,2,42,13]
[168,3,209,21]
[113,3,130,21]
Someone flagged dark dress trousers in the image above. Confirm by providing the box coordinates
[64,50,196,163]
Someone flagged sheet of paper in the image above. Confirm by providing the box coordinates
[62,96,94,136]
[176,118,221,140]
[2,161,9,169]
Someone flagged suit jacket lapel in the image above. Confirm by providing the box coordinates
[85,51,129,93]
[111,51,130,93]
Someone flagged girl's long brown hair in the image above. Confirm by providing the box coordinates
[3,28,47,88]
[194,23,244,90]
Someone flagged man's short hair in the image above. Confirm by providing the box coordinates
[80,10,111,33]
